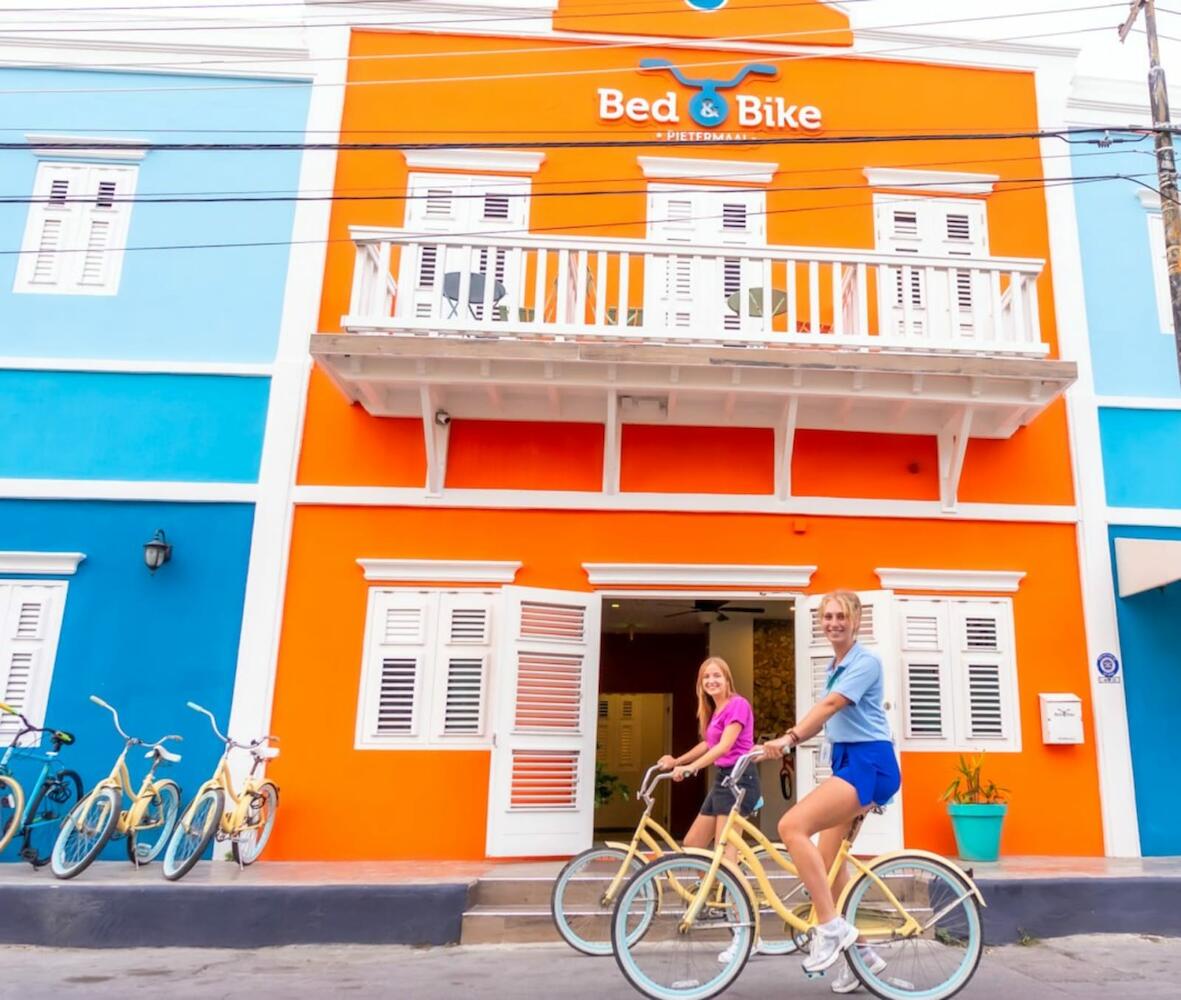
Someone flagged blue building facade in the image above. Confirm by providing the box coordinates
[0,66,310,859]
[1071,130,1181,856]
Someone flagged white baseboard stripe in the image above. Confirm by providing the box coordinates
[0,480,257,503]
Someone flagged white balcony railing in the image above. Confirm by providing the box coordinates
[343,226,1047,357]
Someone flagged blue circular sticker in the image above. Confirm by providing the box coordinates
[1097,653,1120,678]
[686,0,728,9]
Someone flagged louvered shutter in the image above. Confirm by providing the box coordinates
[897,598,952,747]
[398,173,530,323]
[951,600,1012,744]
[14,163,85,291]
[0,582,67,745]
[75,167,136,291]
[356,592,431,743]
[486,586,601,857]
[433,593,494,739]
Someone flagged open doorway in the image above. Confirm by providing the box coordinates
[594,595,797,842]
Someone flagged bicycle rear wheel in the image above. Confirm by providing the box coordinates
[162,788,223,882]
[231,782,278,866]
[613,853,754,1000]
[841,853,983,1000]
[51,786,120,879]
[20,769,83,867]
[127,779,181,865]
[0,775,25,854]
[551,846,647,956]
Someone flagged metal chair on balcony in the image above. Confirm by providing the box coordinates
[442,271,507,320]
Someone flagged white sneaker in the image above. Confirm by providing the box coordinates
[831,947,887,994]
[718,935,762,964]
[803,918,859,974]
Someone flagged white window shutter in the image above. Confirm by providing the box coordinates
[15,163,85,291]
[0,582,67,744]
[356,591,431,744]
[897,598,951,745]
[433,593,494,739]
[951,599,1017,747]
[1148,213,1172,334]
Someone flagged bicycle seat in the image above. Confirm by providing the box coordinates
[257,746,280,760]
[146,747,182,764]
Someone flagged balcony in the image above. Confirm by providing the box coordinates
[311,227,1077,507]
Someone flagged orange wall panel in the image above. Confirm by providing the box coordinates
[793,430,939,501]
[445,420,604,490]
[270,506,1103,859]
[620,425,774,494]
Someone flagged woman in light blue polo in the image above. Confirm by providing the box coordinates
[761,589,900,993]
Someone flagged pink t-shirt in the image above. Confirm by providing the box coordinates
[706,695,755,768]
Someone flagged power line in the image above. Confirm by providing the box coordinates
[0,20,1122,96]
[0,171,1141,258]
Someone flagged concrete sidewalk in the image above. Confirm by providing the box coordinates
[0,856,1178,949]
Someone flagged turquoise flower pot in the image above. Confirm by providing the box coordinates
[947,803,1007,862]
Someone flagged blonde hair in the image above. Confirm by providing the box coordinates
[820,589,863,636]
[695,656,737,738]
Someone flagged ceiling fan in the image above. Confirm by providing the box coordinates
[664,599,766,623]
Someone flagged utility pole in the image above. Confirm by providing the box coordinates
[1121,0,1181,382]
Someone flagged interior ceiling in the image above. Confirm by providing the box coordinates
[603,598,794,635]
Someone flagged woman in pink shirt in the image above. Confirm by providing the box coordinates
[657,656,761,855]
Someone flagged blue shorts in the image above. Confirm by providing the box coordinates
[831,741,900,808]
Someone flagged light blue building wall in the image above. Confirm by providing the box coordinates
[0,67,310,862]
[0,68,310,363]
[1073,137,1181,856]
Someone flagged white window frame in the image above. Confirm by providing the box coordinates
[1146,211,1172,335]
[14,159,139,296]
[896,595,1021,753]
[355,588,496,750]
[0,580,68,746]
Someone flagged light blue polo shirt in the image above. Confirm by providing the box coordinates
[823,642,894,744]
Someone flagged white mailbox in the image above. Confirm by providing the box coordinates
[1039,693,1084,745]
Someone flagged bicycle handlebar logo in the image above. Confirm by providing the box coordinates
[639,58,777,128]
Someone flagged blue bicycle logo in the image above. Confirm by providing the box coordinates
[639,59,778,128]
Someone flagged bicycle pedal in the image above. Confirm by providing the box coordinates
[803,970,826,981]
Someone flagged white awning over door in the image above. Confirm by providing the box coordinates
[1115,537,1181,598]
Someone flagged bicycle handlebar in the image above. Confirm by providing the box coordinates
[187,701,228,743]
[89,694,130,740]
[187,701,276,756]
[725,748,767,788]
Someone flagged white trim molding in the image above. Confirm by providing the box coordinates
[356,558,522,583]
[1097,395,1181,411]
[401,149,545,173]
[0,479,257,503]
[583,563,816,588]
[636,156,777,184]
[0,552,85,576]
[875,568,1025,593]
[0,357,273,377]
[1137,188,1162,211]
[863,167,999,195]
[26,134,146,162]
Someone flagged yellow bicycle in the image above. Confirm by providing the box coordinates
[611,749,986,1000]
[161,701,279,881]
[551,762,797,957]
[50,696,182,879]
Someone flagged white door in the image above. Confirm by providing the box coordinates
[646,185,766,334]
[0,582,67,744]
[486,586,602,857]
[400,172,530,323]
[793,591,904,855]
[873,196,989,344]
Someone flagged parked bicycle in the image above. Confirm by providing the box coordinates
[50,695,182,879]
[0,702,82,867]
[552,761,798,957]
[611,749,985,1000]
[161,701,279,881]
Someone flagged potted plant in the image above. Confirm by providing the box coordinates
[594,762,630,808]
[941,753,1009,862]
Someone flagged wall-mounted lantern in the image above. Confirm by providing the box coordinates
[143,530,172,573]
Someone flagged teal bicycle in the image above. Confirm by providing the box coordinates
[0,701,82,867]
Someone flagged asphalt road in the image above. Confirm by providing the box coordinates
[1,934,1176,999]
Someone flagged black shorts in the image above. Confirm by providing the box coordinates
[699,765,762,817]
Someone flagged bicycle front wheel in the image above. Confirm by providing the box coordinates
[51,786,120,879]
[127,780,181,865]
[612,853,754,1000]
[0,775,25,854]
[231,781,278,866]
[841,853,984,1000]
[162,788,223,882]
[21,769,83,868]
[551,846,647,956]
[743,845,803,956]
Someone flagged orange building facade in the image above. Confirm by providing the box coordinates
[265,1,1104,861]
